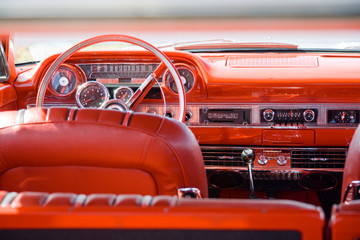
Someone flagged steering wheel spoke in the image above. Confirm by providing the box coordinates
[127,62,166,110]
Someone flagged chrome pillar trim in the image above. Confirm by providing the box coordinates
[177,187,202,198]
[344,180,360,204]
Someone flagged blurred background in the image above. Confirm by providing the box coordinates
[0,0,359,64]
[0,0,359,19]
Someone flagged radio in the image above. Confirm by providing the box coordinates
[260,108,317,124]
[200,108,251,125]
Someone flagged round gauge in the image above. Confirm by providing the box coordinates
[114,86,134,103]
[165,64,195,94]
[76,81,109,108]
[334,111,352,123]
[49,65,77,96]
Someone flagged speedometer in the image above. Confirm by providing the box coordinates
[75,81,109,108]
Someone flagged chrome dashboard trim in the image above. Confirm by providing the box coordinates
[136,103,360,128]
[76,62,162,82]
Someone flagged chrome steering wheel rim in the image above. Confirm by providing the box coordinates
[36,34,187,122]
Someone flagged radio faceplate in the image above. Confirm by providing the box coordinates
[199,108,251,125]
[260,108,318,124]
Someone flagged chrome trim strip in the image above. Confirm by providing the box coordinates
[16,109,25,124]
[1,192,17,207]
[74,194,87,207]
[137,103,360,128]
[27,104,77,108]
[0,42,10,82]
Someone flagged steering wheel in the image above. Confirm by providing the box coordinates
[36,35,186,122]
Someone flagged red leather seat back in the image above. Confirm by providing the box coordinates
[0,108,208,197]
[342,125,360,201]
[0,191,324,240]
[330,200,360,240]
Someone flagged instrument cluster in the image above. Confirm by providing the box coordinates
[47,62,199,110]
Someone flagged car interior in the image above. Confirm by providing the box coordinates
[0,2,359,239]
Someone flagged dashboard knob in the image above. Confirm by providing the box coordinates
[263,109,275,122]
[258,155,268,165]
[147,109,157,115]
[165,110,174,118]
[185,111,193,122]
[277,155,287,166]
[303,109,315,122]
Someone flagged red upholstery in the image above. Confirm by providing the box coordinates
[330,200,360,240]
[0,108,208,197]
[0,191,324,240]
[342,125,360,201]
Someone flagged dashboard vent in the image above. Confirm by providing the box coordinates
[291,149,347,169]
[201,147,246,167]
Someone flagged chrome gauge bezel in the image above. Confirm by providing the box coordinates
[113,86,134,103]
[164,63,196,94]
[48,64,81,97]
[75,81,110,108]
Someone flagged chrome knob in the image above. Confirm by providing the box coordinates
[147,109,157,115]
[185,111,192,122]
[277,155,287,166]
[241,148,256,199]
[241,148,255,164]
[263,109,275,122]
[303,109,315,122]
[258,155,268,165]
[165,110,174,118]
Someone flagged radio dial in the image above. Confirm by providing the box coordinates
[303,110,315,122]
[263,109,275,122]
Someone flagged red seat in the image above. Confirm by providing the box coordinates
[330,200,360,240]
[0,108,208,197]
[0,191,324,240]
[341,125,360,201]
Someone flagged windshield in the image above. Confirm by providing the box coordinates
[6,1,360,64]
[13,26,360,65]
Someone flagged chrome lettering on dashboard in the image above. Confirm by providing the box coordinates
[208,112,239,120]
[77,63,161,84]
